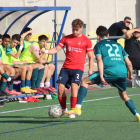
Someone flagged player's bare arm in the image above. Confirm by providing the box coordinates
[20,30,35,40]
[125,28,140,40]
[97,55,109,87]
[124,57,133,80]
[87,51,94,75]
[127,19,135,29]
[41,45,62,54]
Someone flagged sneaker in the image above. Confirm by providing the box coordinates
[44,86,57,94]
[136,115,140,122]
[33,88,43,95]
[1,91,13,96]
[64,107,82,115]
[21,87,31,94]
[25,87,37,93]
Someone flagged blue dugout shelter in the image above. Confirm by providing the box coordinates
[0,6,71,91]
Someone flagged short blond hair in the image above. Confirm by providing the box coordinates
[72,19,84,28]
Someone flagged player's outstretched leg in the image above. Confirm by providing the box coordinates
[66,77,93,115]
[58,83,68,114]
[118,90,140,122]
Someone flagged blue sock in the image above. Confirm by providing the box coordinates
[25,79,30,87]
[77,86,88,105]
[36,68,44,88]
[8,76,14,91]
[21,80,25,88]
[31,68,39,89]
[0,82,7,91]
[125,99,138,115]
[2,72,9,80]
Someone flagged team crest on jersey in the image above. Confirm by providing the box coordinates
[107,40,110,41]
[78,41,81,45]
[68,46,71,51]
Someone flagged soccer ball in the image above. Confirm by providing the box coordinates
[48,105,62,118]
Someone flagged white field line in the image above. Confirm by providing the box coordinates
[0,94,139,114]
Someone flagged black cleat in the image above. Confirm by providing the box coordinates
[1,91,13,96]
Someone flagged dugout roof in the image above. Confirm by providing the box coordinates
[0,6,71,89]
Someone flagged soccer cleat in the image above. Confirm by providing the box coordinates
[25,87,37,93]
[7,79,21,85]
[5,88,21,95]
[33,88,43,95]
[1,91,13,96]
[62,108,68,116]
[38,87,49,94]
[20,87,31,94]
[44,86,57,94]
[64,107,82,115]
[49,86,55,91]
[136,115,140,122]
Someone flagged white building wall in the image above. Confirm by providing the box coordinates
[0,0,139,37]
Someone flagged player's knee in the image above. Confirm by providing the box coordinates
[27,65,33,71]
[58,84,65,92]
[39,64,44,69]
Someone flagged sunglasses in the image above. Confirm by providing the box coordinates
[126,21,130,24]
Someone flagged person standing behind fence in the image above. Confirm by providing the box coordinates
[124,27,140,70]
[108,16,135,41]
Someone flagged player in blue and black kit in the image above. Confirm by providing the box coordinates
[66,26,140,121]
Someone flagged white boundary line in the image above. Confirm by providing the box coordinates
[0,94,139,114]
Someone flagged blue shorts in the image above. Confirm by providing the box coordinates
[89,72,127,92]
[57,68,83,89]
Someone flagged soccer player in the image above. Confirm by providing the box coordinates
[5,34,37,94]
[67,26,140,121]
[19,35,55,94]
[40,19,93,114]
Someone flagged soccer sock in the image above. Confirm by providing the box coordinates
[0,82,7,91]
[125,99,138,115]
[21,80,25,88]
[2,72,10,80]
[31,68,39,89]
[40,83,44,87]
[58,96,67,109]
[25,79,30,87]
[36,68,45,88]
[70,96,77,109]
[8,76,14,91]
[45,82,50,87]
[76,86,88,108]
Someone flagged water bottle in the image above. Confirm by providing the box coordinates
[132,70,136,88]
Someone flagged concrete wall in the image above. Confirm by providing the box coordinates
[0,0,139,37]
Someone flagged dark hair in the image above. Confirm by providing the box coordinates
[124,16,131,20]
[0,34,3,39]
[3,34,11,40]
[23,27,32,33]
[12,34,21,42]
[96,26,108,38]
[72,19,84,28]
[38,35,48,41]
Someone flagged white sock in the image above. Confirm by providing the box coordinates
[7,77,11,82]
[135,113,140,117]
[40,83,44,87]
[62,108,68,111]
[45,82,50,87]
[76,104,82,108]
